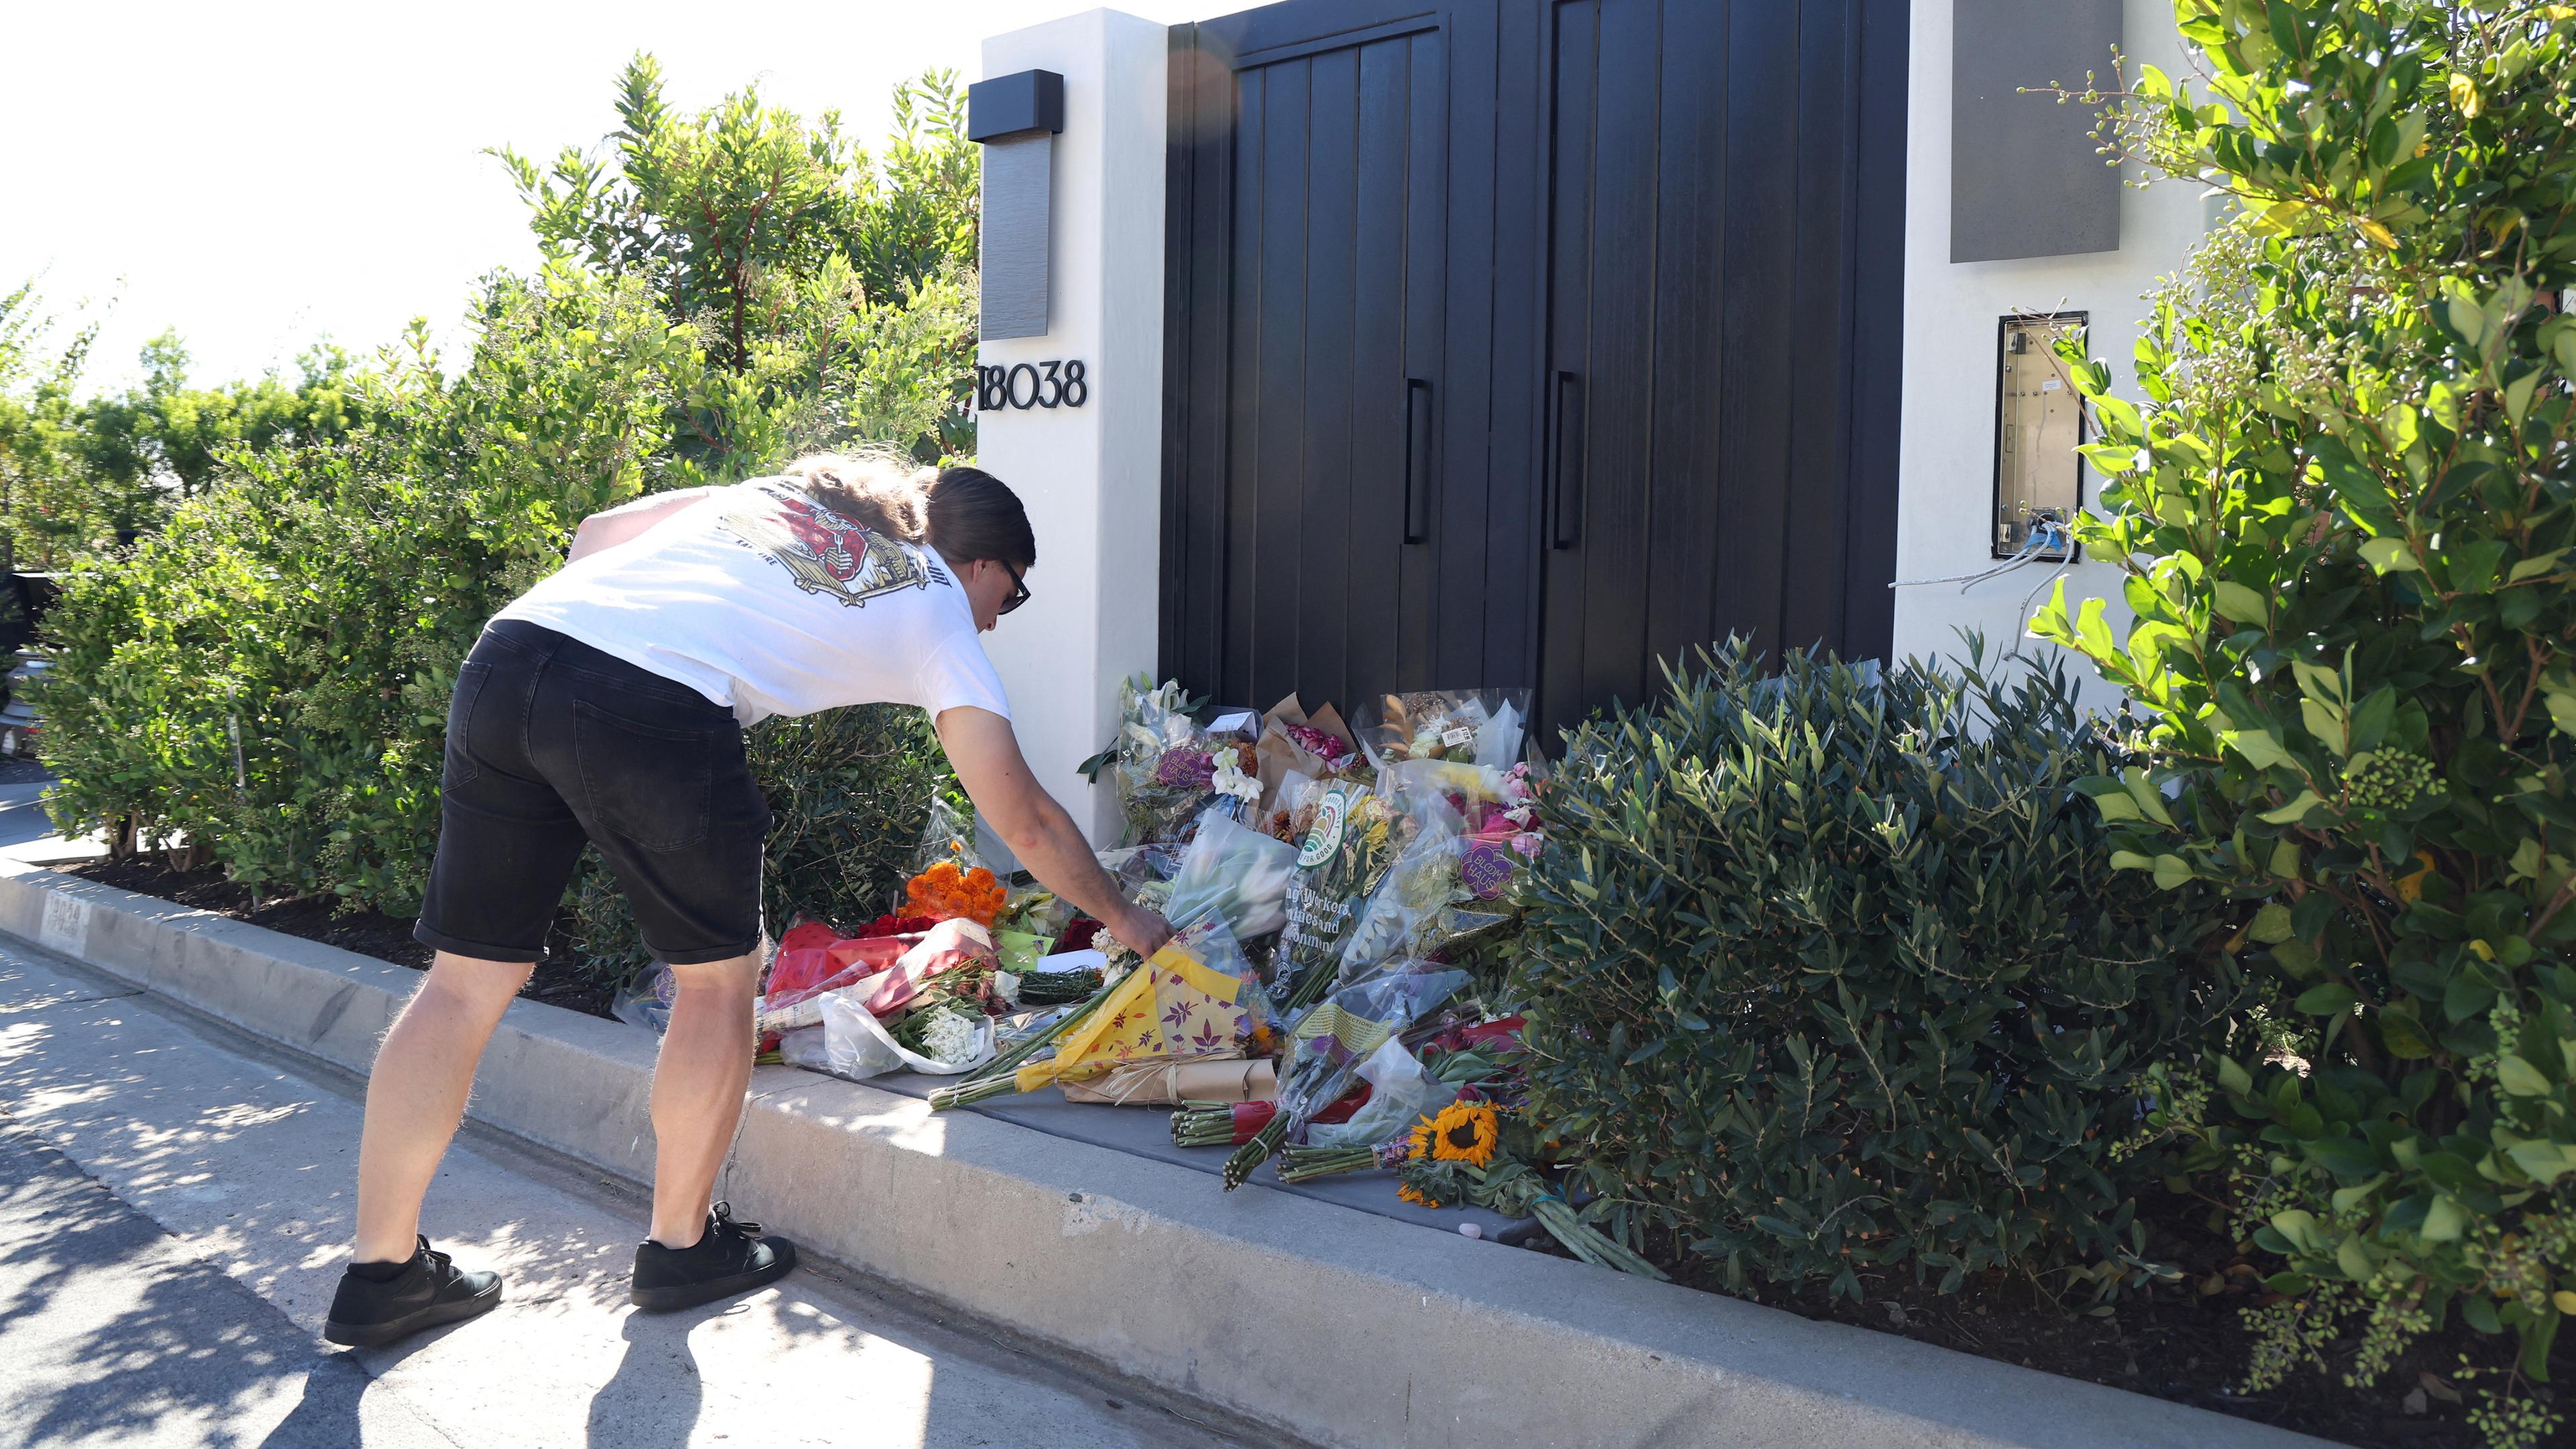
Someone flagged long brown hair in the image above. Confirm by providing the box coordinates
[784,449,1036,570]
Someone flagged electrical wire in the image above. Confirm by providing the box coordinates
[1887,525,2063,593]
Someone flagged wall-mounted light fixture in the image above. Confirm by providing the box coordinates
[969,68,1066,339]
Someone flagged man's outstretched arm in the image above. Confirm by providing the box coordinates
[934,706,1173,959]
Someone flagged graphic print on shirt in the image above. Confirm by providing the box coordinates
[714,482,945,607]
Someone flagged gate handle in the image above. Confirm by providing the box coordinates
[1403,378,1433,545]
[1550,370,1585,550]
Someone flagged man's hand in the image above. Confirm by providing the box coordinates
[934,706,1163,949]
[1105,905,1174,961]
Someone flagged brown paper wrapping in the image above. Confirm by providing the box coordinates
[1058,1055,1278,1106]
[1253,695,1360,814]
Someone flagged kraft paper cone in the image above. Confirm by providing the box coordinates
[1059,1055,1277,1106]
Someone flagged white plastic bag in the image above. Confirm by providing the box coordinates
[1303,1037,1449,1149]
[807,989,995,1080]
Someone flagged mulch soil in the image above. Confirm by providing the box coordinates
[61,854,620,1020]
[57,851,2560,1447]
[1627,1189,2554,1449]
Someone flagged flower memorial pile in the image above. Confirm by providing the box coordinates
[764,678,1654,1281]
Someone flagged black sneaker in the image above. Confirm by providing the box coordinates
[323,1236,502,1347]
[630,1203,798,1312]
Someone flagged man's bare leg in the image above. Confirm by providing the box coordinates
[352,951,534,1262]
[647,951,761,1247]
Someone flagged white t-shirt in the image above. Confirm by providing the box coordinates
[494,477,1011,728]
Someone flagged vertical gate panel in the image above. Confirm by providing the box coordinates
[1216,66,1269,703]
[1166,0,1904,729]
[1162,25,1229,697]
[1358,38,1418,698]
[1778,0,1864,657]
[1451,0,1548,694]
[1395,30,1449,693]
[1640,0,1731,684]
[1574,0,1662,712]
[1839,0,1910,667]
[1249,60,1312,703]
[1537,1,1598,731]
[1301,47,1362,705]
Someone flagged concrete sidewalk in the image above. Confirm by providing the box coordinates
[0,941,1258,1449]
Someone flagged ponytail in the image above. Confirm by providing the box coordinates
[784,449,1036,570]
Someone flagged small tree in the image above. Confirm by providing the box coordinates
[2033,3,2576,1440]
[496,54,980,462]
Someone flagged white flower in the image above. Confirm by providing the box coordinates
[1210,745,1262,806]
[920,1009,981,1066]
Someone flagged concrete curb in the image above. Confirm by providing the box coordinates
[0,859,2336,1449]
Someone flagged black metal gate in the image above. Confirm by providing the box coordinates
[1162,0,1909,732]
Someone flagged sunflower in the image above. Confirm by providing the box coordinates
[1397,1182,1444,1208]
[1422,1101,1500,1167]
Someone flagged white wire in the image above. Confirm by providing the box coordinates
[1888,531,2051,592]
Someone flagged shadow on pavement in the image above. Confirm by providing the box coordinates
[0,1115,319,1448]
[586,1310,703,1448]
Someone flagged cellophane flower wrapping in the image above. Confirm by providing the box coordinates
[1353,690,1530,771]
[1330,779,1469,983]
[1270,777,1411,1007]
[1274,967,1469,1145]
[1164,807,1299,941]
[1108,676,1260,845]
[1352,759,1544,965]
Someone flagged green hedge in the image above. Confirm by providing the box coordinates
[33,266,961,982]
[1515,642,2244,1299]
[2030,3,2576,1426]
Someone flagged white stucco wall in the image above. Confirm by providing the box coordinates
[975,9,1169,848]
[1890,0,2207,705]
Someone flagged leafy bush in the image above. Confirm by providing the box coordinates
[1,283,371,569]
[498,54,981,461]
[37,268,682,906]
[1515,643,2242,1301]
[34,61,979,977]
[2030,3,2576,1436]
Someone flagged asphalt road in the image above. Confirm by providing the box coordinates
[0,939,1258,1449]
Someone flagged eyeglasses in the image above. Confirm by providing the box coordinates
[998,561,1030,615]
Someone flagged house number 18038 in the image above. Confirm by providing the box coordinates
[976,360,1089,412]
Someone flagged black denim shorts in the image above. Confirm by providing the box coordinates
[415,620,771,966]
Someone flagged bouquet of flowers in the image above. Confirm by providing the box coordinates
[1329,783,1471,979]
[1269,777,1409,1010]
[906,861,1007,926]
[1340,758,1544,969]
[1220,965,1468,1187]
[1391,1104,1666,1280]
[1354,689,1529,770]
[1163,808,1299,942]
[1093,676,1260,845]
[934,918,1275,1109]
[1250,694,1361,812]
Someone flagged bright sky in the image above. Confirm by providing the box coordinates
[4,1,1230,396]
